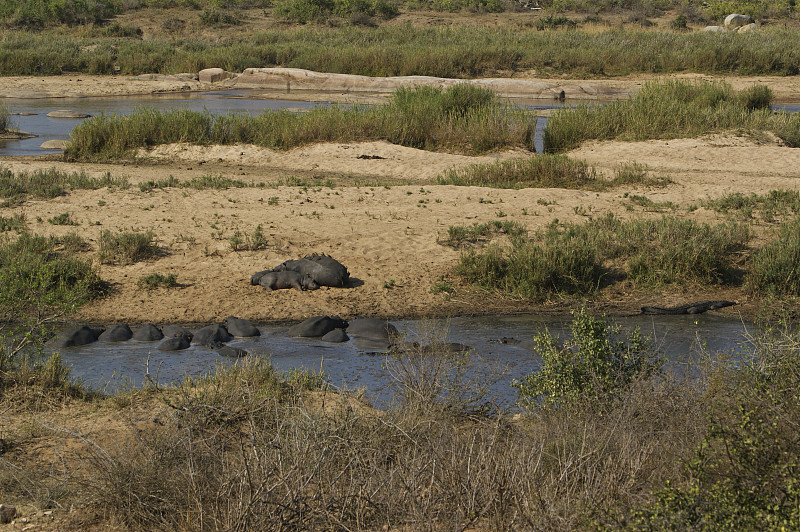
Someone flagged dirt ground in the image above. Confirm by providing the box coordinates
[2,72,800,326]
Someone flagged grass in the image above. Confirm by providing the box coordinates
[137,272,178,289]
[65,85,534,160]
[544,80,800,153]
[0,102,11,132]
[0,213,26,232]
[703,189,800,223]
[745,215,800,297]
[3,24,800,78]
[438,219,526,248]
[97,230,158,265]
[456,214,750,299]
[0,167,128,207]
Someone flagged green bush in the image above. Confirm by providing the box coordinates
[0,0,120,27]
[97,230,158,265]
[0,102,11,133]
[513,309,660,408]
[437,154,598,189]
[137,272,178,289]
[745,215,800,296]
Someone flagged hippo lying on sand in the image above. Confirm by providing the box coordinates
[273,254,349,288]
[253,270,319,291]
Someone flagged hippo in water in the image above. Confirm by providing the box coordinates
[256,271,319,291]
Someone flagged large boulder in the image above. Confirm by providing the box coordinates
[287,315,348,338]
[192,324,233,346]
[99,324,133,343]
[48,326,104,348]
[724,13,752,30]
[132,324,164,342]
[199,68,233,83]
[703,25,724,32]
[737,22,758,33]
[224,316,261,337]
[273,254,349,287]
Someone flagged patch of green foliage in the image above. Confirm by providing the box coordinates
[137,272,178,289]
[457,214,750,299]
[513,308,661,409]
[439,220,526,248]
[544,80,800,152]
[0,102,11,132]
[703,189,800,223]
[48,212,77,226]
[65,85,534,159]
[0,167,128,207]
[97,230,158,265]
[0,0,120,27]
[274,0,398,23]
[437,154,597,189]
[0,213,26,233]
[745,215,800,297]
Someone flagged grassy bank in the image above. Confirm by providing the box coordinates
[544,80,800,152]
[455,214,754,299]
[65,84,534,159]
[3,309,799,529]
[2,25,800,77]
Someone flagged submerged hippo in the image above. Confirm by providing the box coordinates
[258,271,319,291]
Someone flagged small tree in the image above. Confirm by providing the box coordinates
[513,308,661,409]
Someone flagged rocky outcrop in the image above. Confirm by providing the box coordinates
[225,67,633,101]
[199,68,233,83]
[46,110,91,118]
[724,13,752,30]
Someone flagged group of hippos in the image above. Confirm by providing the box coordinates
[46,315,400,357]
[250,254,350,291]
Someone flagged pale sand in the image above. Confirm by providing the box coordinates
[2,131,798,324]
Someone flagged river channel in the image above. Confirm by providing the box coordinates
[54,313,758,409]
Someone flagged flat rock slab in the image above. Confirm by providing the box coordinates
[228,67,634,101]
[40,139,68,149]
[46,110,91,119]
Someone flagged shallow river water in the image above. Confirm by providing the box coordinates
[56,313,758,409]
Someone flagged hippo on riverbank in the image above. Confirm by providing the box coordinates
[255,271,319,291]
[273,254,349,288]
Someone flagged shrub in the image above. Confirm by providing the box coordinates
[137,272,178,289]
[437,154,598,189]
[439,220,526,248]
[513,309,661,409]
[745,215,800,296]
[0,102,12,132]
[97,230,158,265]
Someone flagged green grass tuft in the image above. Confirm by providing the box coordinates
[97,230,158,265]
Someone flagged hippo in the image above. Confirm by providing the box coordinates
[132,324,164,342]
[273,254,349,288]
[162,325,193,340]
[346,318,399,350]
[321,328,349,343]
[224,316,261,337]
[191,324,233,346]
[158,333,192,351]
[217,346,249,358]
[287,315,348,338]
[258,271,319,291]
[99,324,133,343]
[47,325,104,348]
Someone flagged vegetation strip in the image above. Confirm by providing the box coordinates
[2,25,800,77]
[65,85,534,159]
[544,80,800,152]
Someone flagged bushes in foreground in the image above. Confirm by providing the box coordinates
[65,84,534,159]
[544,80,800,152]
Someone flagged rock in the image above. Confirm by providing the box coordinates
[703,25,725,32]
[321,328,349,343]
[724,13,752,29]
[157,334,191,351]
[199,68,233,83]
[0,504,16,524]
[737,22,758,33]
[46,110,91,119]
[162,325,193,340]
[99,324,133,342]
[40,139,68,150]
[224,316,261,337]
[218,346,249,358]
[47,326,104,348]
[288,315,348,338]
[132,324,164,341]
[191,324,232,345]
